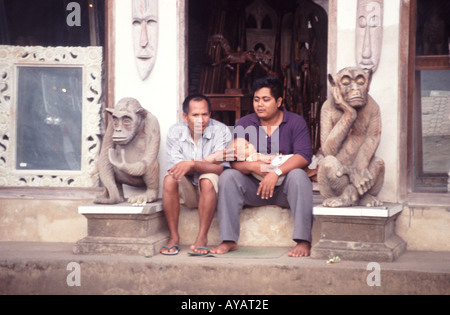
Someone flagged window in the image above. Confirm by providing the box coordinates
[410,0,450,193]
[0,0,105,47]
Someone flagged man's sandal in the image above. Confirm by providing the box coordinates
[160,244,180,255]
[188,247,210,256]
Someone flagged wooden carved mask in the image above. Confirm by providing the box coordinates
[356,0,383,73]
[132,0,158,80]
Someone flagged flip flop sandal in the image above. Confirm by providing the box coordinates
[160,244,180,255]
[188,246,210,256]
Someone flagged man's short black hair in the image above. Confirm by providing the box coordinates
[251,76,283,101]
[182,94,212,114]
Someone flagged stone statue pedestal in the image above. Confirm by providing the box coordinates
[311,204,406,262]
[73,201,168,256]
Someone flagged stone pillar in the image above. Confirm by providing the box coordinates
[311,203,407,262]
[73,201,168,256]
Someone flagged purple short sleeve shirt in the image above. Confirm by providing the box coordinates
[234,107,312,164]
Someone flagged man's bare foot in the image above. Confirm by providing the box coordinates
[210,241,238,254]
[288,241,311,257]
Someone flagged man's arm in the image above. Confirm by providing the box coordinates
[278,154,309,174]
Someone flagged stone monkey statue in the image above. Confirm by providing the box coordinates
[318,67,385,207]
[94,97,160,205]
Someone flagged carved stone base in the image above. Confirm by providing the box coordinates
[311,204,407,262]
[73,201,168,256]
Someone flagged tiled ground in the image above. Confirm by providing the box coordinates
[421,95,450,137]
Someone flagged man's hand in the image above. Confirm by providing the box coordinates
[168,160,195,181]
[250,160,275,177]
[257,172,279,200]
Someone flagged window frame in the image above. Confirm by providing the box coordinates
[400,0,450,206]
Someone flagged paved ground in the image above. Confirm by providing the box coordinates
[0,242,449,295]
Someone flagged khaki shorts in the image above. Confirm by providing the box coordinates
[168,173,219,209]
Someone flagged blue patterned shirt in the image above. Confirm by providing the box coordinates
[166,118,232,185]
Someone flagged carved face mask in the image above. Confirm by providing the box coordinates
[356,0,383,73]
[132,0,158,80]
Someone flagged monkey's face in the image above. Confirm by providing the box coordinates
[110,110,143,145]
[336,68,371,108]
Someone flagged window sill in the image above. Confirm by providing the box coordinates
[407,192,450,208]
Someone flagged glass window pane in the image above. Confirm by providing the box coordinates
[16,67,83,171]
[420,70,450,174]
[416,0,450,56]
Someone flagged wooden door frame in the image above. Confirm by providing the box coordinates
[399,0,450,206]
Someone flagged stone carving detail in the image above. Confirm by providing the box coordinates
[318,67,385,207]
[0,45,102,187]
[132,0,158,80]
[356,0,383,73]
[94,98,160,205]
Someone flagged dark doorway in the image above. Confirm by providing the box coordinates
[187,0,328,153]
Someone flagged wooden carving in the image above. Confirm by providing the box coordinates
[209,34,274,76]
[132,0,158,80]
[95,98,160,205]
[318,67,385,207]
[356,0,383,73]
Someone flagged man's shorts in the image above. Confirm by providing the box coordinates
[167,173,219,209]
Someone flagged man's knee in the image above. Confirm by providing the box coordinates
[199,178,215,194]
[285,168,312,190]
[163,174,178,192]
[199,173,219,194]
[219,168,241,184]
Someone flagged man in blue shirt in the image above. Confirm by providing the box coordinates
[211,76,313,257]
[161,94,232,255]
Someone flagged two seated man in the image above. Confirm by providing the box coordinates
[160,76,313,258]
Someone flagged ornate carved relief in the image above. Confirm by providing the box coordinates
[0,45,103,187]
[356,0,383,73]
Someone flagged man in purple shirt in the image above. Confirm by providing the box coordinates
[211,76,314,257]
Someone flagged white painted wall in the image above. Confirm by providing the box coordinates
[335,0,401,203]
[113,0,183,197]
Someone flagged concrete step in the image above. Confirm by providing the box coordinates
[0,242,449,295]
